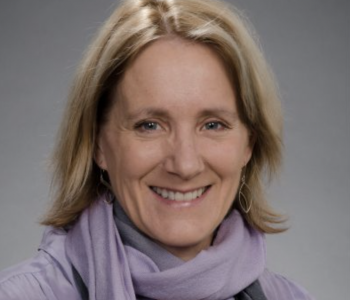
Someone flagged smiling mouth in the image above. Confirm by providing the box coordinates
[150,186,210,201]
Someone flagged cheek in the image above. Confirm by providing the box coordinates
[106,136,165,182]
[200,138,248,175]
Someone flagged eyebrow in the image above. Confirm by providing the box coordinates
[125,107,171,122]
[125,107,239,122]
[198,108,239,120]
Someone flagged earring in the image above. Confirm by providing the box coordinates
[100,169,112,190]
[238,169,252,214]
[100,169,114,204]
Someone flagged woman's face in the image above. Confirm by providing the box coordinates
[96,38,252,261]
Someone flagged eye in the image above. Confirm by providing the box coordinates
[204,121,226,131]
[135,121,161,132]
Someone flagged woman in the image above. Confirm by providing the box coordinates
[0,0,314,299]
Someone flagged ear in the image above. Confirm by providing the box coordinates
[94,132,108,170]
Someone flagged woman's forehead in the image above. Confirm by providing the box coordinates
[114,38,237,110]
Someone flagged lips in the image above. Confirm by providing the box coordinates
[151,186,210,201]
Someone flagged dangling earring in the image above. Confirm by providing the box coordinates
[238,168,252,214]
[99,169,114,204]
[100,169,112,190]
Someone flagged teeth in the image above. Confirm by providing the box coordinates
[198,188,204,197]
[175,192,184,201]
[184,192,192,201]
[161,189,168,199]
[169,191,175,199]
[192,190,198,199]
[152,186,207,201]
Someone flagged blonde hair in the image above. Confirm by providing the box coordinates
[42,0,286,233]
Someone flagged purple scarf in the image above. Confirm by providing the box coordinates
[66,195,266,300]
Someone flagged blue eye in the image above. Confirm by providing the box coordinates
[204,122,224,130]
[137,121,160,131]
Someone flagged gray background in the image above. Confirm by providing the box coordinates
[0,1,349,299]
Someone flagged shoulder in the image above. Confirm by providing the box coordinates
[259,269,315,300]
[0,255,51,300]
[0,227,82,300]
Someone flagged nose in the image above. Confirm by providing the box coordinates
[163,131,205,180]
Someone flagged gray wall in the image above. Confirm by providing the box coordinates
[0,1,349,299]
